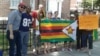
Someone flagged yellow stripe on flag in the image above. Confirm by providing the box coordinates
[41,35,69,39]
[41,23,69,26]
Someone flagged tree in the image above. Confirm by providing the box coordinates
[81,1,91,9]
[94,0,100,10]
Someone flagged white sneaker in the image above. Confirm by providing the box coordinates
[88,51,91,56]
[33,49,36,53]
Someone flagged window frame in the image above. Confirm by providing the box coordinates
[10,0,22,9]
[30,0,35,10]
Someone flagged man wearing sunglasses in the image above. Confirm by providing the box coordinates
[6,3,26,56]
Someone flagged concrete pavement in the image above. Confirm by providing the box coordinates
[28,40,100,56]
[27,28,100,56]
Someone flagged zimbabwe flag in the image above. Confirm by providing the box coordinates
[40,19,98,43]
[40,19,74,43]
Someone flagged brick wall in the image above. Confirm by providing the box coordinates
[61,0,70,19]
[0,0,71,18]
[23,0,46,10]
[0,0,10,17]
[70,0,77,10]
[23,0,30,6]
[35,0,46,10]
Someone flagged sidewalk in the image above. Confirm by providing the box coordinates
[27,29,100,56]
[28,40,100,56]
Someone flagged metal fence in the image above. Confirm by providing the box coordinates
[0,20,33,56]
[0,20,8,55]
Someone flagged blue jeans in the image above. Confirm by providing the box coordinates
[7,30,21,56]
[81,31,93,49]
[20,31,29,56]
[0,50,3,56]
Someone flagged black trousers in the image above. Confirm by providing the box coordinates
[76,27,83,49]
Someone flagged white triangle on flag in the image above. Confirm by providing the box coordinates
[62,21,77,40]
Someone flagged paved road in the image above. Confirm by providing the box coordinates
[28,40,100,56]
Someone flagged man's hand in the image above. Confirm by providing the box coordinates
[10,34,14,40]
[8,24,14,39]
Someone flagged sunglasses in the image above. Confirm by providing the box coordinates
[20,6,26,9]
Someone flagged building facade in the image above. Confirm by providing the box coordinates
[0,0,10,17]
[70,0,83,12]
[0,0,71,19]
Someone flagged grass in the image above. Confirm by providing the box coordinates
[0,31,9,56]
[0,32,9,50]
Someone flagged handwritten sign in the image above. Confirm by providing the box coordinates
[79,15,99,29]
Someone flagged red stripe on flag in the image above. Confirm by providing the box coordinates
[40,26,65,30]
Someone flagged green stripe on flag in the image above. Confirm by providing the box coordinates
[41,19,74,23]
[41,38,72,43]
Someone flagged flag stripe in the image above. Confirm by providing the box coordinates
[40,29,62,33]
[41,35,68,39]
[41,23,69,27]
[41,20,74,23]
[41,38,72,42]
[40,26,66,30]
[41,32,65,36]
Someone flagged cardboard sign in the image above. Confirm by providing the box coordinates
[79,15,99,29]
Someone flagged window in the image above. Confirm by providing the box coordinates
[47,0,63,17]
[10,0,21,9]
[30,0,35,10]
[48,0,57,13]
